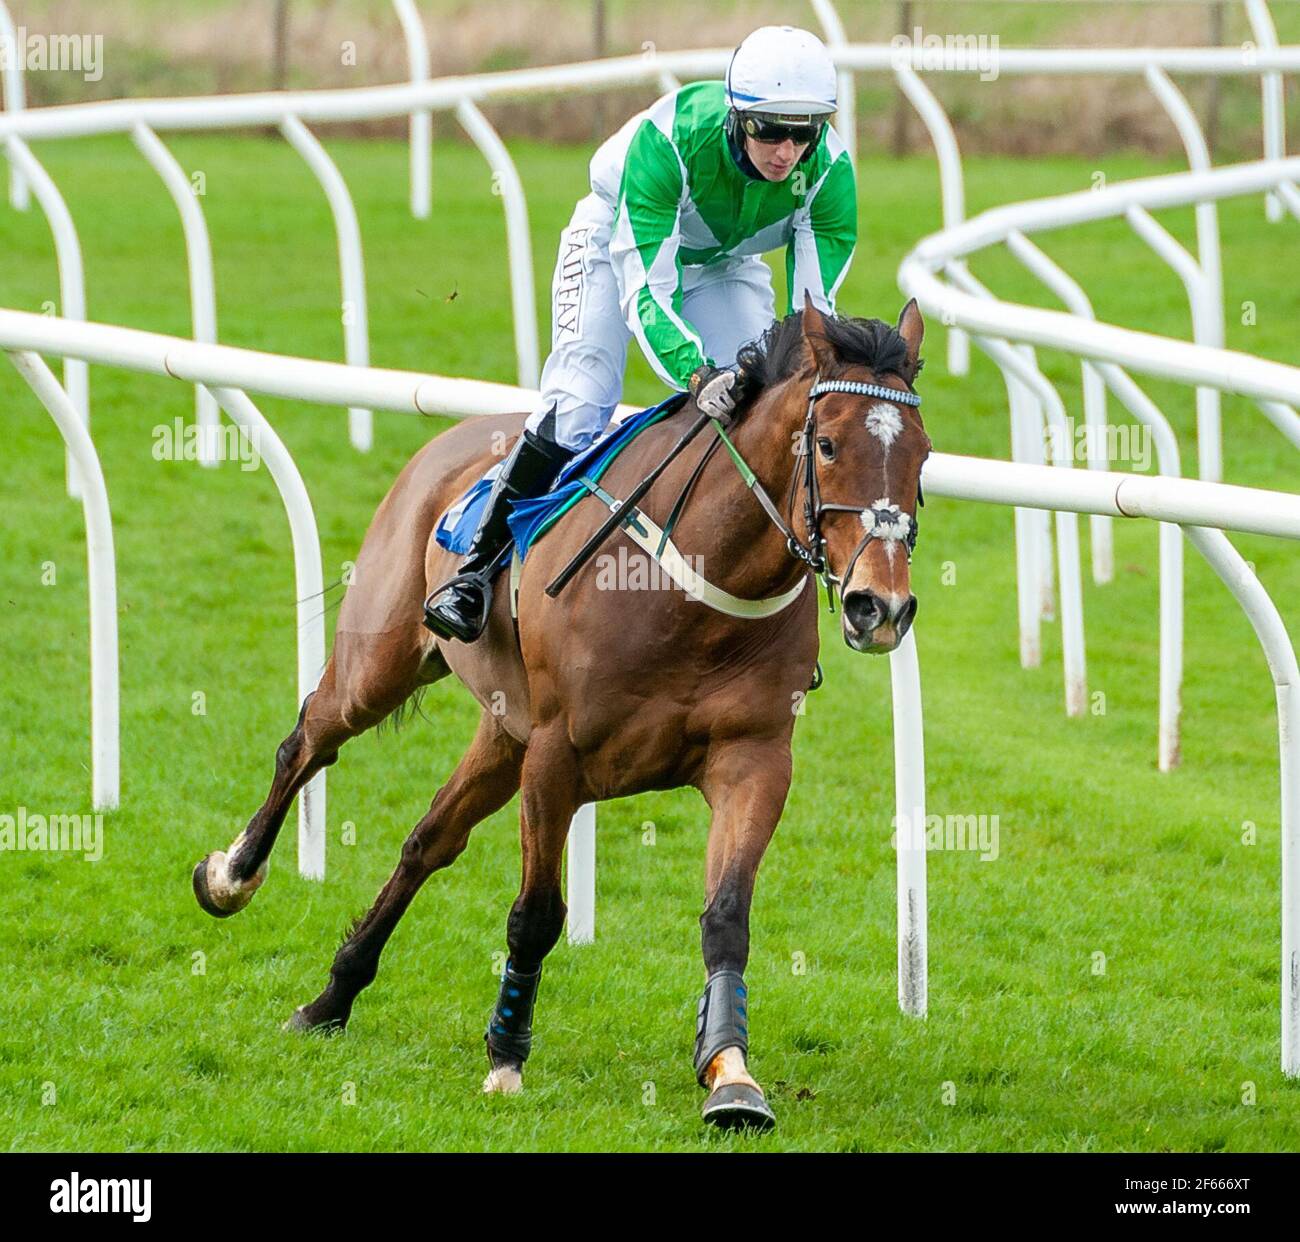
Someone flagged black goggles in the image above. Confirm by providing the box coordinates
[739,112,827,146]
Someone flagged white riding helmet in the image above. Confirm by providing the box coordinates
[725,25,838,119]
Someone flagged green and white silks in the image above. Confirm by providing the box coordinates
[526,80,857,453]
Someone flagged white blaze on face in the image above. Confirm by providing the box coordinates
[864,404,903,572]
[859,499,913,572]
[854,403,910,586]
[864,401,904,450]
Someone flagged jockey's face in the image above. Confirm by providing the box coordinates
[744,134,809,182]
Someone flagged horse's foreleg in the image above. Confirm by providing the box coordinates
[692,738,792,1131]
[482,727,578,1095]
[287,710,524,1033]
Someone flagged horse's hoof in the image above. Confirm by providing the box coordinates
[482,1062,523,1095]
[192,854,238,918]
[282,1007,345,1035]
[701,1082,776,1132]
[192,851,264,918]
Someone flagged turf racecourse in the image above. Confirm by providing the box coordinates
[0,135,1296,1152]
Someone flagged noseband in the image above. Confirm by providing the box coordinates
[780,376,923,607]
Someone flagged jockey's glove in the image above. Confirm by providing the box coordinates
[688,364,752,424]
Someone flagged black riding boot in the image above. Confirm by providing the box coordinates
[423,420,572,642]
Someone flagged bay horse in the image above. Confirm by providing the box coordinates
[192,298,930,1130]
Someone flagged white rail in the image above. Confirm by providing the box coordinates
[973,331,1088,717]
[392,0,432,220]
[0,0,27,209]
[891,628,927,1017]
[1144,66,1226,482]
[130,123,221,467]
[8,349,117,810]
[916,455,1299,1075]
[5,47,1300,146]
[1246,0,1287,221]
[455,98,539,389]
[1005,233,1184,770]
[566,802,597,945]
[1004,232,1113,587]
[898,159,1300,1073]
[280,114,373,452]
[893,66,969,377]
[208,385,327,879]
[902,160,1300,407]
[809,0,857,168]
[5,137,87,498]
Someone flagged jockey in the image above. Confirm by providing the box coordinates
[424,24,857,642]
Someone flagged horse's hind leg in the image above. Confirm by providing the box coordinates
[482,726,579,1095]
[288,710,524,1033]
[192,685,342,917]
[193,641,444,918]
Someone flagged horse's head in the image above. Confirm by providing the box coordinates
[797,298,929,652]
[771,297,930,653]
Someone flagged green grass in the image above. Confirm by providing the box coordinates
[0,134,1297,1151]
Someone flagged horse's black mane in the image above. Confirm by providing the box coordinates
[736,308,922,390]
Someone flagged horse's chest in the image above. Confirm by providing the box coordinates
[576,704,707,796]
[561,660,798,797]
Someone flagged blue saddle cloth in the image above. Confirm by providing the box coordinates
[433,393,689,559]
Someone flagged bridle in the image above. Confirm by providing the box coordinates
[751,375,924,609]
[647,370,925,616]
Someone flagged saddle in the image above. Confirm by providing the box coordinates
[432,393,688,561]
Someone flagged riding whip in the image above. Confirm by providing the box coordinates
[544,409,715,598]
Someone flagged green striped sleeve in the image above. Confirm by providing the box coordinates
[786,151,857,316]
[611,119,709,389]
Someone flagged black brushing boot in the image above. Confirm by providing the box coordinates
[694,969,775,1130]
[423,418,572,642]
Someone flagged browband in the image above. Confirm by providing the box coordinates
[809,379,921,407]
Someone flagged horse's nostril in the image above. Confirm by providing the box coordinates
[844,591,886,633]
[896,596,918,639]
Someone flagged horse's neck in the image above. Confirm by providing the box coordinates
[691,381,809,599]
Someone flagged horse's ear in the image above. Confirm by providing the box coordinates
[897,298,925,382]
[801,291,836,374]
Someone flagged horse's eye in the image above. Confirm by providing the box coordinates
[817,437,835,460]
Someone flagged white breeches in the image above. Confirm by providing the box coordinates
[525,192,776,453]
